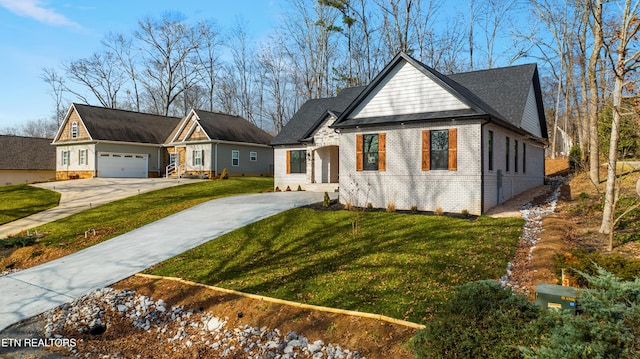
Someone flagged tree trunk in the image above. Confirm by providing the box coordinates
[588,0,603,185]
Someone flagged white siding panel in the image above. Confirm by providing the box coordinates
[351,61,469,119]
[521,83,542,137]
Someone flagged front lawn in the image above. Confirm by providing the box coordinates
[0,184,61,225]
[36,177,273,249]
[148,208,523,324]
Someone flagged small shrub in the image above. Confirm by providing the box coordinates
[461,209,470,217]
[578,192,590,200]
[410,280,541,359]
[411,205,418,213]
[0,236,36,248]
[323,192,331,208]
[386,203,396,212]
[569,145,582,171]
[434,206,444,216]
[366,203,373,210]
[297,185,303,191]
[219,168,229,180]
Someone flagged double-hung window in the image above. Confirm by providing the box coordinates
[193,150,203,166]
[61,150,70,166]
[488,130,494,171]
[71,122,78,139]
[363,134,379,171]
[422,129,457,171]
[79,149,87,165]
[514,140,519,173]
[506,137,510,172]
[250,151,257,161]
[356,133,386,171]
[287,150,306,173]
[231,150,239,166]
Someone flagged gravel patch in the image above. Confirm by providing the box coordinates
[499,176,567,295]
[45,287,365,358]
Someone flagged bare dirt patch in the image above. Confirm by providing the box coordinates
[44,275,416,358]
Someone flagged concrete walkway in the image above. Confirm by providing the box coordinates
[0,191,332,331]
[0,178,202,239]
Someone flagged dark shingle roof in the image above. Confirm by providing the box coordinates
[193,110,273,145]
[332,53,547,140]
[0,135,55,170]
[270,86,365,146]
[73,104,182,144]
[448,64,541,131]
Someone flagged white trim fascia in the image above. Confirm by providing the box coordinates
[171,139,272,148]
[52,104,96,143]
[169,110,196,143]
[183,116,212,142]
[54,139,163,148]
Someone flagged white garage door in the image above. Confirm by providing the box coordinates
[97,152,148,178]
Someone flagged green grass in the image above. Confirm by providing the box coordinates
[0,184,61,225]
[35,177,273,248]
[148,208,524,324]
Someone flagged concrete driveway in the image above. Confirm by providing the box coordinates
[0,178,202,239]
[0,191,334,331]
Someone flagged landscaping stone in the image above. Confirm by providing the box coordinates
[45,287,365,358]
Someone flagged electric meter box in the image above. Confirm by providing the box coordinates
[534,283,578,312]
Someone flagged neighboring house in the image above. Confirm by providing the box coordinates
[0,135,55,185]
[165,109,273,178]
[52,104,273,180]
[272,52,548,215]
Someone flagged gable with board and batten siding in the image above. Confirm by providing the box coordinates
[350,60,470,119]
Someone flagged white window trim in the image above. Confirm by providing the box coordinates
[232,150,239,167]
[71,122,79,139]
[79,149,87,165]
[62,150,70,166]
[193,149,203,166]
[250,151,257,161]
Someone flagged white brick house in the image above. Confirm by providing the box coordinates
[272,52,548,214]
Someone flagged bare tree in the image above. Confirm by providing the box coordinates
[599,0,640,243]
[102,32,142,112]
[283,0,340,99]
[588,0,604,185]
[41,67,67,127]
[135,12,203,116]
[194,20,223,112]
[63,51,126,108]
[228,18,258,124]
[258,36,296,133]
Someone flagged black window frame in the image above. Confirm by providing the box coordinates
[488,130,494,171]
[505,136,510,172]
[430,130,449,170]
[514,139,519,173]
[290,150,306,173]
[362,134,379,171]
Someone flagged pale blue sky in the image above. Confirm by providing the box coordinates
[0,0,531,130]
[0,0,285,129]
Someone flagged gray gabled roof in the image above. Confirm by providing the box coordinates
[331,52,548,141]
[0,135,55,170]
[270,86,365,146]
[448,63,548,138]
[193,110,273,145]
[72,104,182,144]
